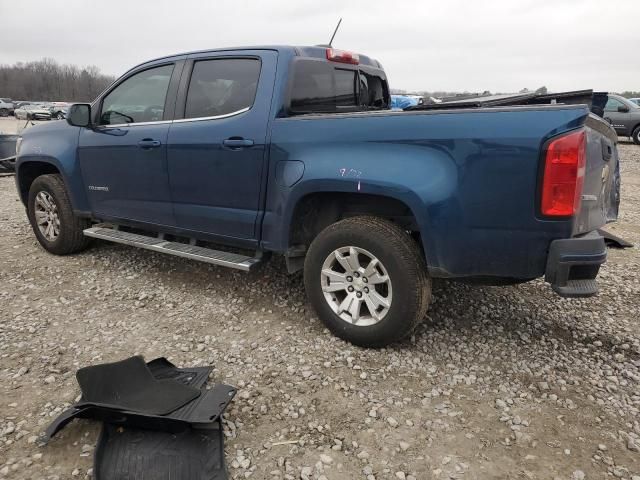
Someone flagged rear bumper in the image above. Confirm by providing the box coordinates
[545,231,606,297]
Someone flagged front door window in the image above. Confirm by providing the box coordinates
[100,64,174,125]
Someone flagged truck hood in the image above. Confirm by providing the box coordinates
[19,118,73,138]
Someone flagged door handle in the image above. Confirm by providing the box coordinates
[222,138,254,149]
[137,139,161,149]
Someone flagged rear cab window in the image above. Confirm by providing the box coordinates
[288,58,389,115]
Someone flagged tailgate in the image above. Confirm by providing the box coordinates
[573,114,620,235]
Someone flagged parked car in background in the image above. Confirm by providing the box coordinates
[0,133,18,172]
[49,103,69,120]
[629,98,640,107]
[14,104,52,120]
[604,94,640,144]
[0,98,14,117]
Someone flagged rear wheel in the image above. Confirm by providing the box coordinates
[27,174,92,255]
[304,216,431,348]
[632,126,640,145]
[0,108,8,117]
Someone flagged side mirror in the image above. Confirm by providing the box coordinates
[66,103,92,127]
[618,105,630,113]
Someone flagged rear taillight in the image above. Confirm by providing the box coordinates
[540,130,586,217]
[325,48,359,65]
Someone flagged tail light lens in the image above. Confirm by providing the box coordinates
[325,48,359,65]
[541,130,586,217]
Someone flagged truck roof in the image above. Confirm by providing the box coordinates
[131,45,383,73]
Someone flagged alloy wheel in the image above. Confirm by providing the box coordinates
[34,191,60,241]
[320,246,393,326]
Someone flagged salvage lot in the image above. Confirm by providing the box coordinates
[0,123,639,479]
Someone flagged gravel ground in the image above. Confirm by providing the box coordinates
[0,138,639,480]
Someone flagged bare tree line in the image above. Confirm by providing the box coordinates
[0,58,115,102]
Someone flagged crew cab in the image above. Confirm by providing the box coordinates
[14,45,620,347]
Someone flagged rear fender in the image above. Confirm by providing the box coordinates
[262,142,459,271]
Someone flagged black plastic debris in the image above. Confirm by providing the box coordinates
[43,356,236,480]
[598,228,634,249]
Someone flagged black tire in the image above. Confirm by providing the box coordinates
[27,174,92,255]
[304,216,431,348]
[0,108,8,117]
[632,126,640,145]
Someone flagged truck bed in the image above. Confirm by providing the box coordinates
[267,103,619,280]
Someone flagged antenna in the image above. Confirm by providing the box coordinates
[328,18,342,47]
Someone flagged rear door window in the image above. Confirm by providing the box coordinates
[184,58,261,119]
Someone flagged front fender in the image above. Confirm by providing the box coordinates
[16,122,89,213]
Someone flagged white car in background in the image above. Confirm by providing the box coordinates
[0,98,13,117]
[14,104,52,121]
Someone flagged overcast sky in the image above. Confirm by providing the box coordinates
[1,0,638,93]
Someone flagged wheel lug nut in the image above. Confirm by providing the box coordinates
[356,292,362,298]
[348,286,354,292]
[363,277,368,283]
[364,287,369,293]
[346,276,353,282]
[354,272,360,278]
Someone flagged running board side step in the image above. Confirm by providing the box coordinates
[83,227,262,271]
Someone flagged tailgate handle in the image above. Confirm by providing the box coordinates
[601,139,612,161]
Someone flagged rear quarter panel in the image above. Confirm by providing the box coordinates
[264,106,593,279]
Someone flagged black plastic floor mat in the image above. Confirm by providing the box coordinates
[43,358,235,443]
[147,358,212,388]
[95,421,227,480]
[76,356,200,415]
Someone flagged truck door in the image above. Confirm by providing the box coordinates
[78,62,182,226]
[603,97,629,136]
[166,50,277,242]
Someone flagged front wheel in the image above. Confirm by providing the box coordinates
[0,108,8,117]
[304,216,431,348]
[27,174,92,255]
[632,126,640,145]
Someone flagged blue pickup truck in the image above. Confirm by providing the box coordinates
[14,45,620,347]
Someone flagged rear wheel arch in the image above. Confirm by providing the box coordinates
[287,191,428,267]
